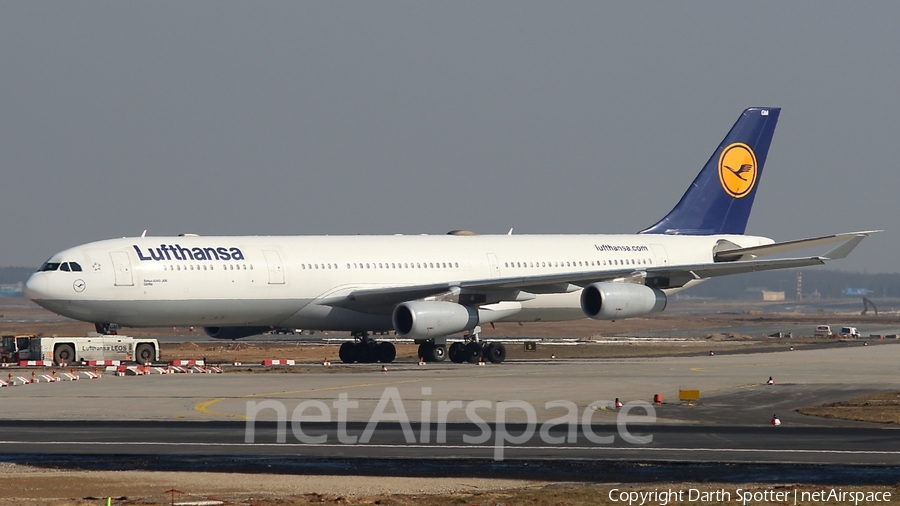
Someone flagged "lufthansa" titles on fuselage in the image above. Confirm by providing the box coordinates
[133,244,245,262]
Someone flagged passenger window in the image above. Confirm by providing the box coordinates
[60,263,71,272]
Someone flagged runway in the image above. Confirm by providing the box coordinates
[1,420,900,465]
[2,342,900,475]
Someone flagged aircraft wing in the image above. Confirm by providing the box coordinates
[321,231,875,315]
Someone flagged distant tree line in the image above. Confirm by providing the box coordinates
[0,267,34,286]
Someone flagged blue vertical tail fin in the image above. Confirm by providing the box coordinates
[639,107,780,235]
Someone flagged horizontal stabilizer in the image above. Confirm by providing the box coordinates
[714,230,880,261]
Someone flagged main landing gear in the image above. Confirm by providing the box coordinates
[339,332,396,364]
[420,327,507,364]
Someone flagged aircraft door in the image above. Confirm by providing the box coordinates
[486,253,500,279]
[650,244,668,266]
[109,251,134,286]
[263,250,285,284]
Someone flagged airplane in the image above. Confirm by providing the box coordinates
[24,107,876,365]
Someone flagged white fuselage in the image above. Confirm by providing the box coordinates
[25,233,772,331]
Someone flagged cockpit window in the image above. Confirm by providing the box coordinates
[60,263,71,272]
[39,262,61,272]
[69,262,83,272]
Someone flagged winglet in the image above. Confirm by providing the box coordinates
[821,231,879,260]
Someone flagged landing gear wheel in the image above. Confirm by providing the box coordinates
[463,342,483,364]
[417,343,432,362]
[377,342,396,363]
[449,342,465,363]
[54,344,75,365]
[485,342,506,364]
[429,344,446,362]
[135,344,155,364]
[339,342,355,364]
[357,342,378,363]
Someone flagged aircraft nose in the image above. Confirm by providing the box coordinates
[23,273,47,300]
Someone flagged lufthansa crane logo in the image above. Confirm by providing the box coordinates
[718,143,758,198]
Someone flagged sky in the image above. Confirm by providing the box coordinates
[1,2,897,272]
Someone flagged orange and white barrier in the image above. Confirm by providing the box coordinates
[62,372,79,381]
[323,358,330,366]
[18,360,51,367]
[262,359,295,366]
[88,360,121,366]
[80,371,100,379]
[152,367,170,374]
[171,360,205,366]
[771,414,781,426]
[614,398,623,408]
[39,374,58,383]
[170,366,188,373]
[0,379,7,387]
[13,376,30,385]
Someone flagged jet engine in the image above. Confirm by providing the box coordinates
[204,326,271,340]
[580,282,667,320]
[392,301,478,339]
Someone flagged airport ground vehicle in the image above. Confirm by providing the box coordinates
[0,335,160,365]
[814,325,832,336]
[840,326,860,338]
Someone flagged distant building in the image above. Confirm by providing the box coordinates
[761,291,785,301]
[0,282,23,296]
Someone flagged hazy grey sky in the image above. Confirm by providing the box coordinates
[1,2,897,272]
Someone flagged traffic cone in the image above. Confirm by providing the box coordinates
[709,350,714,356]
[550,354,556,359]
[323,357,330,366]
[790,346,794,351]
[766,376,775,385]
[478,356,485,366]
[381,364,387,372]
[653,394,662,405]
[614,398,622,409]
[771,414,781,426]
[864,342,868,346]
[419,357,425,366]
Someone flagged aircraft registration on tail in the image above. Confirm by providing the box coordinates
[24,108,877,365]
